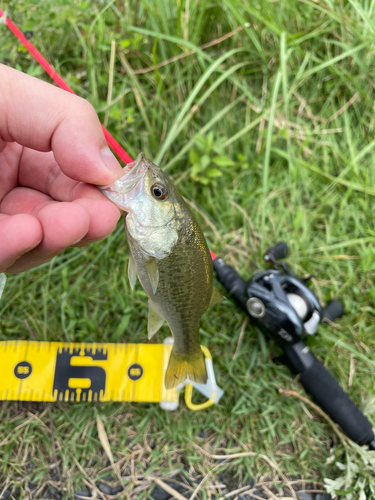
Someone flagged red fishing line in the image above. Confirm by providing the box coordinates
[1,10,217,262]
[0,9,133,164]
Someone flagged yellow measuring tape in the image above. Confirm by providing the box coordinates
[0,339,223,410]
[0,276,223,411]
[1,340,176,403]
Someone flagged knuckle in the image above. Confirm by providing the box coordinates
[76,97,98,119]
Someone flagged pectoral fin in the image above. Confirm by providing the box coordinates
[209,286,225,307]
[128,254,137,290]
[143,257,159,294]
[148,300,165,339]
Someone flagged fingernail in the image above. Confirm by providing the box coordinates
[100,147,123,177]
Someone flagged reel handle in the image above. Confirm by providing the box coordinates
[323,299,345,322]
[264,241,289,262]
[284,342,375,449]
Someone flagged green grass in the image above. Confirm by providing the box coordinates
[1,0,375,497]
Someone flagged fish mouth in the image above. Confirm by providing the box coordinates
[101,152,146,194]
[99,152,147,210]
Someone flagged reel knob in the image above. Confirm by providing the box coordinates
[323,300,344,322]
[264,241,289,262]
[246,297,266,318]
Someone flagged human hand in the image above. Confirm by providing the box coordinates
[0,64,125,274]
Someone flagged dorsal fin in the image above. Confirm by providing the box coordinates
[209,286,225,307]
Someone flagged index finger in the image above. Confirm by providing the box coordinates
[0,64,124,186]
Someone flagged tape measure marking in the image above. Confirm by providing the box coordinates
[53,345,108,402]
[1,341,178,403]
[17,340,30,400]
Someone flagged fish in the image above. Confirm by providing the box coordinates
[100,152,223,389]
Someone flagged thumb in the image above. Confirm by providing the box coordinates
[0,64,124,185]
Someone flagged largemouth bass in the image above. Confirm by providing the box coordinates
[100,153,223,389]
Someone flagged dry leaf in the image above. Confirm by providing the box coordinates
[96,414,114,468]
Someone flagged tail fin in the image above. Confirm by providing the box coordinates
[165,348,207,389]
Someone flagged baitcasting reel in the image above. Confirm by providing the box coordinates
[246,241,343,345]
[212,242,375,450]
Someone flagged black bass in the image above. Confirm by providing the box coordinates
[100,153,223,389]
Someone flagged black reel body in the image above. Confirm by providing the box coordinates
[246,270,322,345]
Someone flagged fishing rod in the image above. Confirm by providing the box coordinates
[211,243,375,450]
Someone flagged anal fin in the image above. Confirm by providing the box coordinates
[148,300,165,339]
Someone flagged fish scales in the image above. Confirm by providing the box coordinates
[128,207,212,353]
[100,153,223,389]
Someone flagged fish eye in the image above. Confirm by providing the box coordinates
[151,183,168,200]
